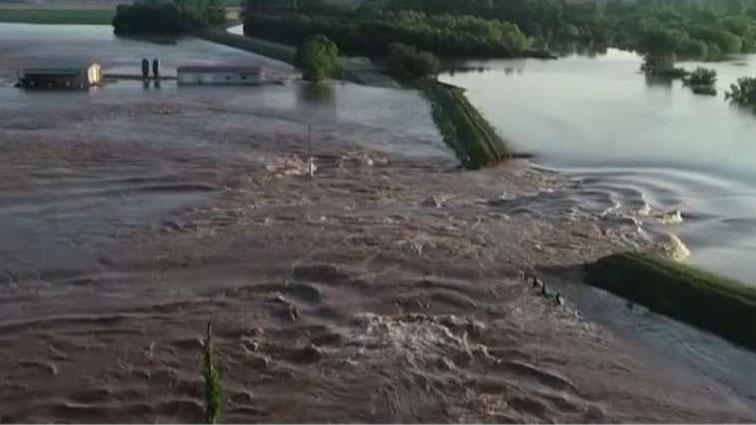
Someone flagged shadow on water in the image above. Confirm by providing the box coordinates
[142,80,162,90]
[296,82,335,105]
[295,82,337,123]
[549,41,609,58]
[644,74,675,88]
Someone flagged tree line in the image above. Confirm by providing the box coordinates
[241,0,756,61]
[112,0,226,34]
[242,7,531,57]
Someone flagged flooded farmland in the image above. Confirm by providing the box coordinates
[2,23,756,423]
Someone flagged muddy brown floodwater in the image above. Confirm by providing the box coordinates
[2,23,756,423]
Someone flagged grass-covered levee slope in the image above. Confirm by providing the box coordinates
[585,252,756,352]
[418,81,509,169]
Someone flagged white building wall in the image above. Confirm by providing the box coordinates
[177,71,262,85]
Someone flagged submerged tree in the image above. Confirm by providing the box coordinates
[641,54,688,78]
[726,76,756,105]
[684,67,718,95]
[295,34,339,83]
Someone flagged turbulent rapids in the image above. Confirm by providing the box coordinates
[2,23,756,423]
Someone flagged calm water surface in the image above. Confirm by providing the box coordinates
[442,49,756,283]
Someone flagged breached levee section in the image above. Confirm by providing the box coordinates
[419,81,510,169]
[585,252,756,352]
[198,29,509,169]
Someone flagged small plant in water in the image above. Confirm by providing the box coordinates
[726,76,756,106]
[684,67,717,95]
[685,67,717,86]
[203,322,222,424]
[641,54,688,79]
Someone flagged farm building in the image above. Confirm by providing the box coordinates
[177,65,265,86]
[18,62,102,89]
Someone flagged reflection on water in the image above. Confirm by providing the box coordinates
[441,48,756,284]
[644,74,674,88]
[298,82,336,104]
[295,82,336,121]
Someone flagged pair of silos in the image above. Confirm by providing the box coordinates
[141,58,160,79]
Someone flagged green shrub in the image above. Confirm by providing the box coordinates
[641,54,688,78]
[679,39,708,59]
[386,43,440,80]
[706,42,723,60]
[726,76,756,105]
[295,34,339,83]
[685,67,717,86]
[112,2,199,34]
[203,323,222,424]
[111,0,227,34]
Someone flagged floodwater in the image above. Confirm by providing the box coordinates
[441,49,756,283]
[0,23,448,324]
[442,48,756,404]
[3,24,756,422]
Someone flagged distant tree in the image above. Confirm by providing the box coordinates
[295,34,339,83]
[206,0,227,25]
[112,0,227,34]
[640,54,687,78]
[241,0,287,17]
[686,67,717,86]
[684,67,717,94]
[386,43,440,80]
[637,25,684,56]
[113,1,198,34]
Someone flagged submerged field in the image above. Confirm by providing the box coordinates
[0,7,115,25]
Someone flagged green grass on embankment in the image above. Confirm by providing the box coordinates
[585,252,756,351]
[0,8,115,25]
[418,81,509,169]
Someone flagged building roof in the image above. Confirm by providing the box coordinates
[23,62,99,76]
[177,65,263,75]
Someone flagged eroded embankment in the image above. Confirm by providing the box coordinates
[586,252,756,352]
[418,81,510,169]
